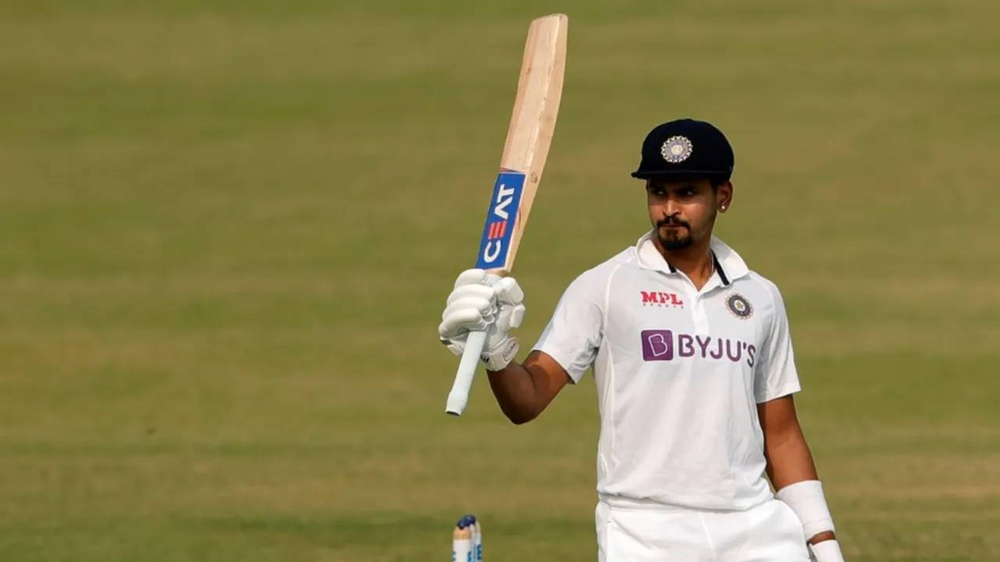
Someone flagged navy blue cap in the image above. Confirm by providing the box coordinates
[631,118,735,181]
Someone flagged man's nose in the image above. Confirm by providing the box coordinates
[663,198,680,217]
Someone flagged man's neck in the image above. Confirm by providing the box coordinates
[653,236,715,290]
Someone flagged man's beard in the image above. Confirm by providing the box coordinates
[656,219,694,250]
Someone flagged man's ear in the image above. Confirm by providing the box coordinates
[717,181,734,212]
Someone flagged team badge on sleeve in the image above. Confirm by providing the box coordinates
[726,293,753,319]
[661,135,693,163]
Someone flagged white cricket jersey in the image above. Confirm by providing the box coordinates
[533,231,801,511]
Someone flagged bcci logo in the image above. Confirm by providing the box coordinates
[661,135,693,163]
[726,293,753,319]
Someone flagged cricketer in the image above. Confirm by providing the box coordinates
[439,119,846,561]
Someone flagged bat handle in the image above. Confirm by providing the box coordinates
[445,330,487,416]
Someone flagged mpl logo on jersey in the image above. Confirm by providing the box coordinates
[640,291,684,308]
[475,171,525,269]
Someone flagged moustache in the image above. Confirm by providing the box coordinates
[657,218,690,229]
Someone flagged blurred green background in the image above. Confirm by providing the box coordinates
[1,0,998,560]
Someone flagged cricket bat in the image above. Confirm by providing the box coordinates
[445,14,568,416]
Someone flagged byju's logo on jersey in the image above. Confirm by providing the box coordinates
[640,291,685,308]
[475,171,526,269]
[641,329,757,367]
[641,330,675,360]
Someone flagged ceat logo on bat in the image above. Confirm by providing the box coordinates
[475,171,526,269]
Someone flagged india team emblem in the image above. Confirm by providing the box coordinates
[726,293,753,319]
[661,135,693,163]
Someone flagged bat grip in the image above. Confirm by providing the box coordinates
[445,330,487,416]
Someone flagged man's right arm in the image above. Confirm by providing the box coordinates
[487,350,571,424]
[439,268,599,423]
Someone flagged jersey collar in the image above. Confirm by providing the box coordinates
[634,230,750,285]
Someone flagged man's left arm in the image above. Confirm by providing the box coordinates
[759,395,846,562]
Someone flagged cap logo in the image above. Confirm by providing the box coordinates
[661,136,693,163]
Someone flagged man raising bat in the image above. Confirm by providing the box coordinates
[439,119,846,562]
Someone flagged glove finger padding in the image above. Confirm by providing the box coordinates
[454,268,488,288]
[492,276,524,305]
[439,269,498,344]
[441,337,468,358]
[488,276,525,331]
[446,283,495,306]
[439,308,489,339]
[507,303,526,329]
[441,295,493,322]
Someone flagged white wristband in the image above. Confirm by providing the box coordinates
[775,480,836,539]
[809,539,845,562]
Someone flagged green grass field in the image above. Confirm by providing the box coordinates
[1,1,998,560]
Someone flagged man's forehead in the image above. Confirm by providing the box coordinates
[645,177,712,190]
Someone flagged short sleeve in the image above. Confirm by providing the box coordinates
[753,281,802,403]
[532,273,604,384]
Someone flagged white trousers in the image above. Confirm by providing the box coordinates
[596,499,810,562]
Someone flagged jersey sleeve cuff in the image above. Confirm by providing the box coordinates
[532,344,586,384]
[754,380,801,403]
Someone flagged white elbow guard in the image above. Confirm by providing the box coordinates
[775,480,836,539]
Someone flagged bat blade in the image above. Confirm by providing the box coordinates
[446,14,568,416]
[476,13,568,275]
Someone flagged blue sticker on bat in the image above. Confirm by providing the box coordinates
[475,171,526,269]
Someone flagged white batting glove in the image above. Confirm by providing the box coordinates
[438,269,526,371]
